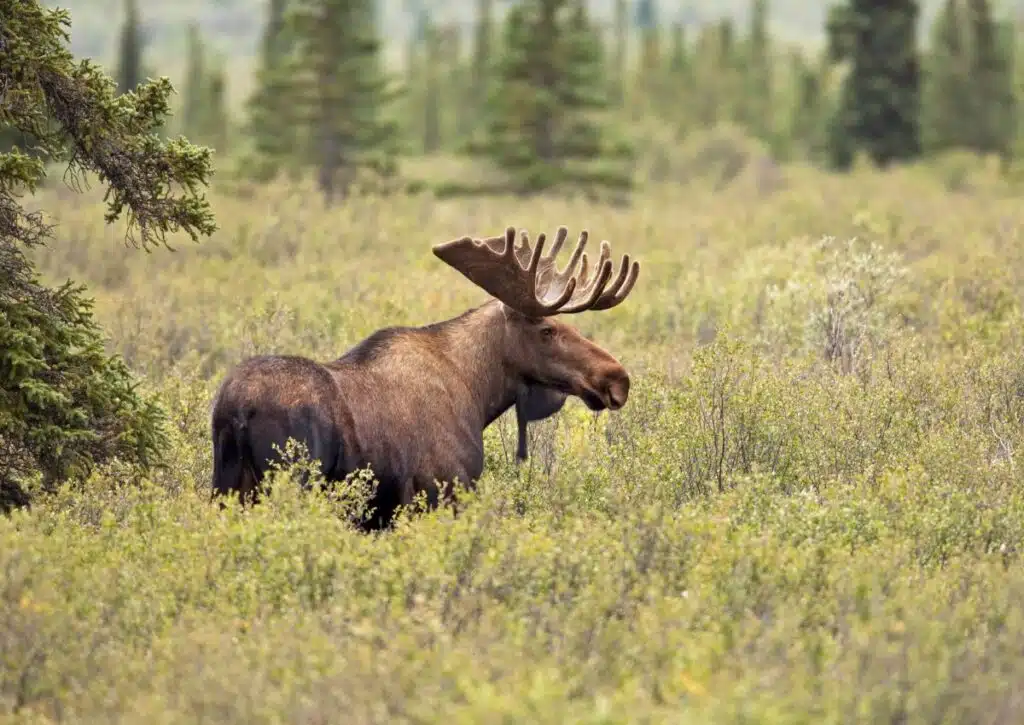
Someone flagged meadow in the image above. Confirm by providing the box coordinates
[4,147,1024,722]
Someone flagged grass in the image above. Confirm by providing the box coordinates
[5,154,1024,721]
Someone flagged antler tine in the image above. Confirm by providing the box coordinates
[545,226,569,263]
[590,256,641,311]
[433,224,637,317]
[555,238,641,314]
[432,225,576,317]
[557,241,616,313]
[536,228,587,301]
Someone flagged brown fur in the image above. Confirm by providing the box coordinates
[210,300,629,530]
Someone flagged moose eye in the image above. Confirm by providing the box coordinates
[540,326,556,339]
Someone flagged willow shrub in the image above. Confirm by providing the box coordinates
[5,162,1024,721]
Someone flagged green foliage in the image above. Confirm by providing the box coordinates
[420,19,442,153]
[827,0,923,170]
[0,0,215,508]
[0,279,167,507]
[738,0,773,144]
[244,0,300,180]
[205,63,230,154]
[181,22,206,142]
[963,0,1016,162]
[115,0,141,94]
[13,155,1024,718]
[922,0,971,152]
[474,0,633,196]
[287,0,401,200]
[469,0,495,138]
[786,50,828,162]
[924,0,1016,162]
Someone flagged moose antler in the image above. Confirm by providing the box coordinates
[433,225,640,317]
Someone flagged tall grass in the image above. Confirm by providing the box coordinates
[5,158,1024,722]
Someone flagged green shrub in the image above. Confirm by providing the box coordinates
[9,152,1024,721]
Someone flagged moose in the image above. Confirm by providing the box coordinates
[210,224,640,530]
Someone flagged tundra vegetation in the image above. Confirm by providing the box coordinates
[7,0,1024,722]
[8,161,1024,722]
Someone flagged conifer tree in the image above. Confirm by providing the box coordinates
[922,0,971,152]
[116,0,142,94]
[206,61,229,154]
[478,0,632,194]
[668,20,688,75]
[440,24,471,143]
[634,0,661,119]
[470,0,495,133]
[1011,22,1024,161]
[666,21,694,130]
[636,0,659,71]
[245,0,298,179]
[716,18,739,123]
[0,0,215,509]
[692,22,723,127]
[741,0,773,142]
[611,0,628,104]
[788,51,826,161]
[289,0,400,200]
[422,17,441,153]
[965,0,1016,161]
[181,22,206,141]
[826,0,922,169]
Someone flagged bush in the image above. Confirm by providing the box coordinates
[10,149,1024,719]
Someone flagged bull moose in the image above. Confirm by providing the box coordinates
[210,224,640,530]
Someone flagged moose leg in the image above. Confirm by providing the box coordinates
[357,475,414,532]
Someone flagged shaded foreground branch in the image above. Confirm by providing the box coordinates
[0,0,217,510]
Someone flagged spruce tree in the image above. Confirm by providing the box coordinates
[922,0,971,152]
[716,18,739,123]
[742,0,773,142]
[478,0,632,195]
[289,0,400,200]
[692,22,723,127]
[116,0,142,94]
[469,0,495,137]
[440,24,471,144]
[206,61,229,154]
[0,0,215,510]
[668,20,688,75]
[611,0,628,104]
[965,0,1016,162]
[666,21,694,131]
[422,17,441,153]
[245,0,299,179]
[788,51,826,161]
[181,22,206,141]
[634,0,661,119]
[826,0,922,169]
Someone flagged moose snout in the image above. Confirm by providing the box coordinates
[603,369,630,410]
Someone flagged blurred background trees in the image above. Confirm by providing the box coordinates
[54,0,1024,199]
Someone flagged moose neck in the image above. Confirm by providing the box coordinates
[435,300,520,430]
